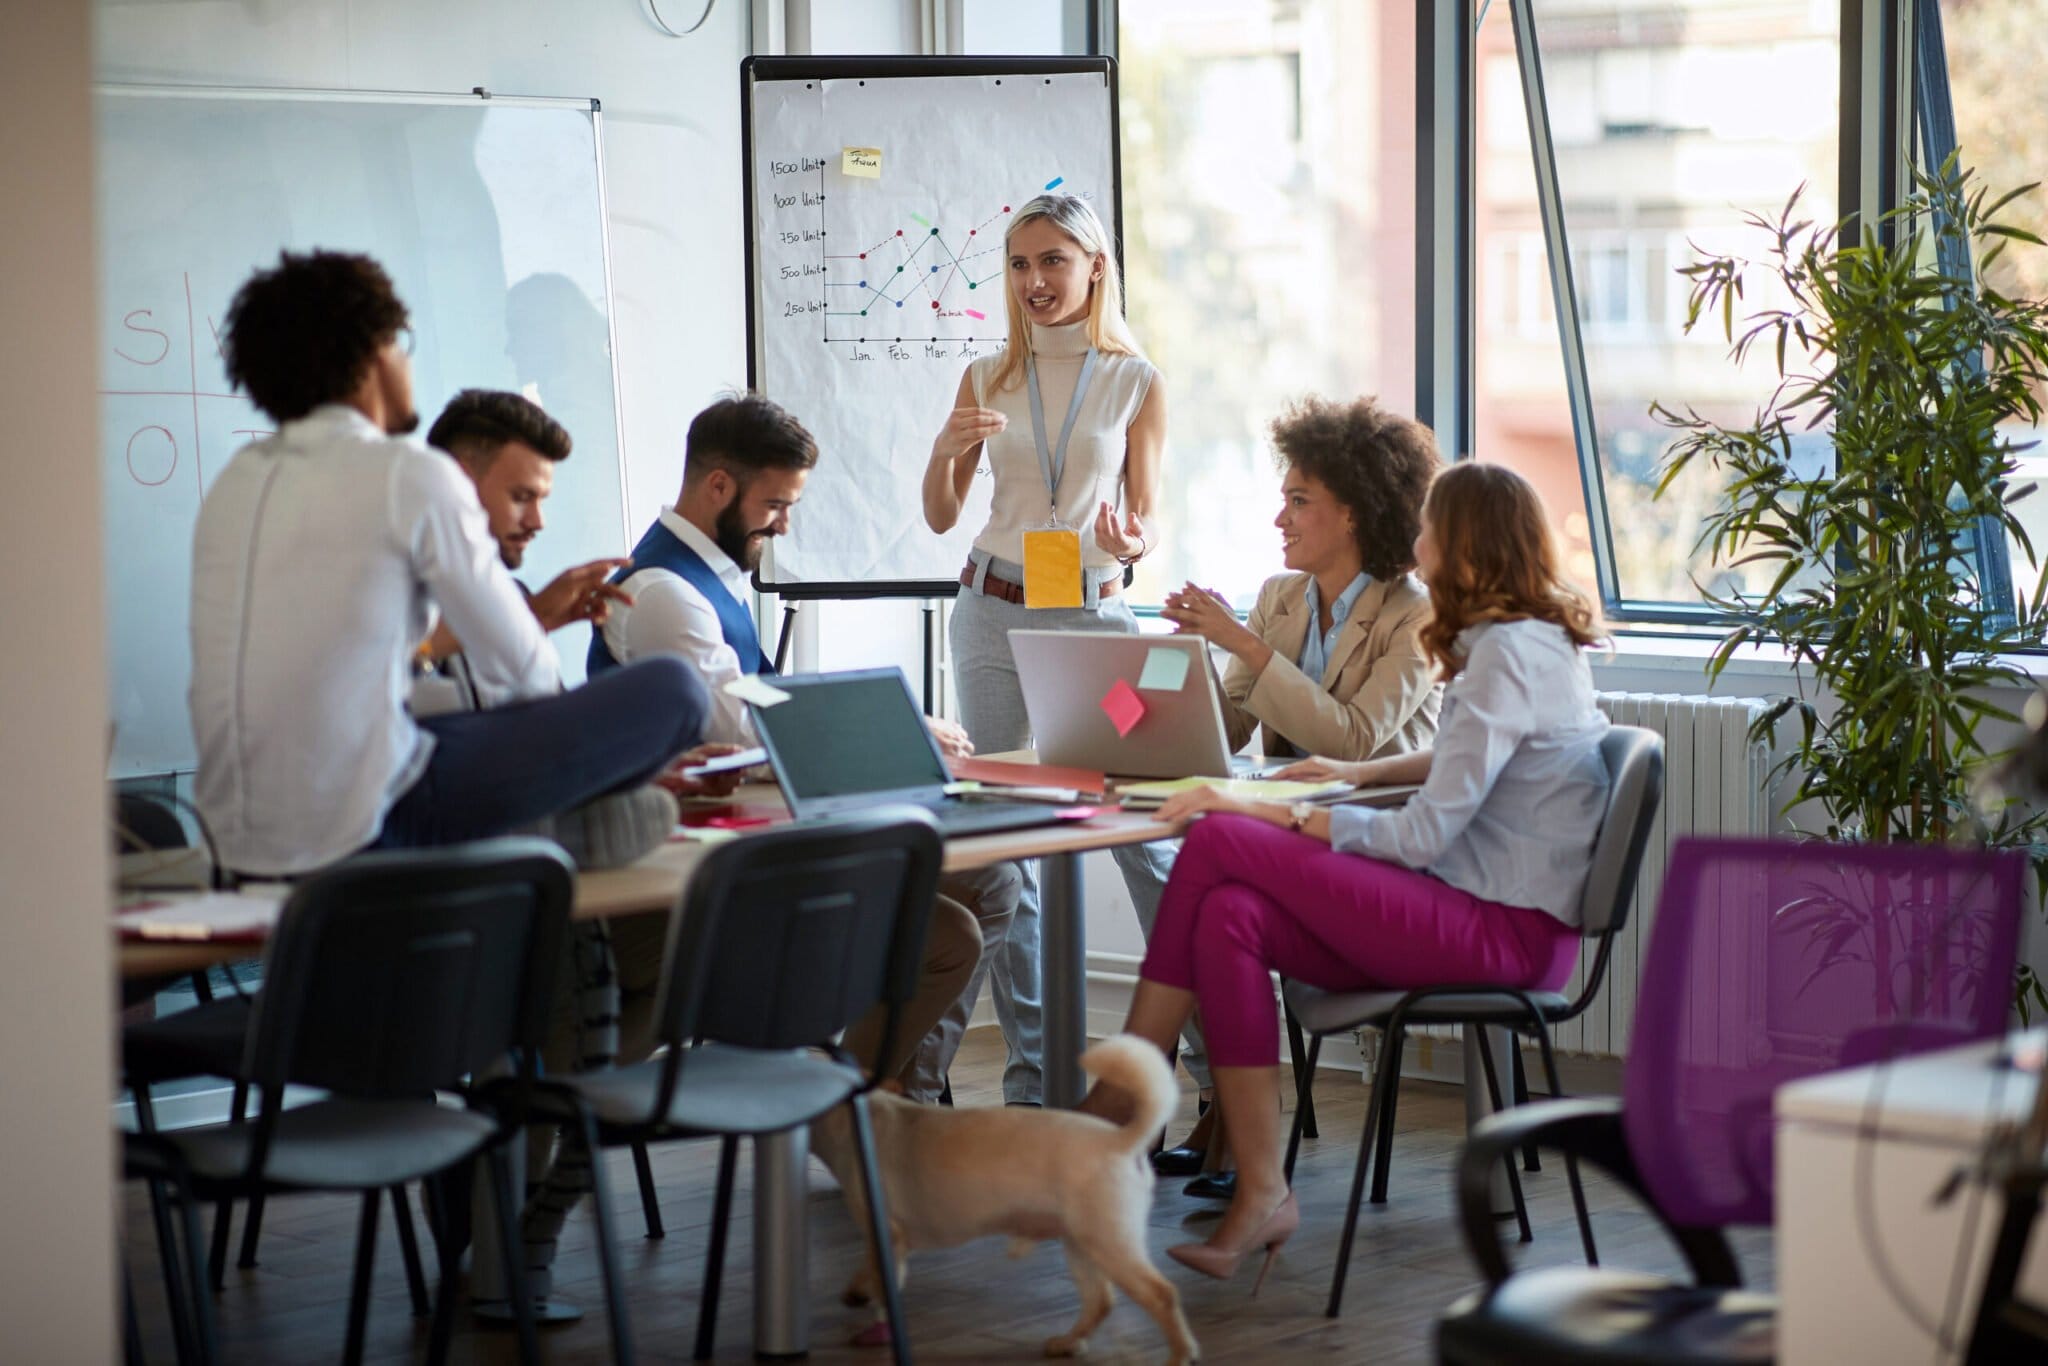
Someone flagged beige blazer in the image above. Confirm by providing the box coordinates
[1219,571,1441,762]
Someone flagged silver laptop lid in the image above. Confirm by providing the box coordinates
[748,669,952,818]
[1010,631,1236,778]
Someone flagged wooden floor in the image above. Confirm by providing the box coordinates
[123,1029,1774,1363]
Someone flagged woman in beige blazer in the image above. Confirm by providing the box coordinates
[1116,395,1443,1187]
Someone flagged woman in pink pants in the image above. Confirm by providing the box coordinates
[1082,462,1611,1285]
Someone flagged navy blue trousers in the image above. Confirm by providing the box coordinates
[376,655,708,847]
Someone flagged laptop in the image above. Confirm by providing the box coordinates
[747,668,1075,837]
[1010,630,1285,779]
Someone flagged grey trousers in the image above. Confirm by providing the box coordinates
[1108,837,1214,1090]
[902,862,1023,1101]
[948,564,1139,1103]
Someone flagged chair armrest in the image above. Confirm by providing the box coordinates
[1457,1097,1742,1290]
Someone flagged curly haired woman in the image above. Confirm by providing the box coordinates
[1085,461,1611,1286]
[1114,396,1445,1181]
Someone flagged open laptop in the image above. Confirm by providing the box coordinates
[1011,630,1285,779]
[747,668,1075,837]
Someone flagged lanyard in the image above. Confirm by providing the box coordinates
[1025,346,1099,528]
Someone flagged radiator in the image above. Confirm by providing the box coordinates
[1401,692,1779,1061]
[1552,692,1780,1057]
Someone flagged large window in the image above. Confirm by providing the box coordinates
[1117,0,1418,609]
[1113,0,2042,632]
[1518,0,1841,616]
[1923,0,2048,619]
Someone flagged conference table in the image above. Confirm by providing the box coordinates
[118,774,1178,1358]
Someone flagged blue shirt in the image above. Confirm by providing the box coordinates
[1298,572,1372,686]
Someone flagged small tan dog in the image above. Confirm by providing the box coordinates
[813,1034,1200,1364]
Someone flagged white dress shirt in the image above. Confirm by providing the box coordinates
[597,508,757,746]
[190,405,560,874]
[1329,618,1609,923]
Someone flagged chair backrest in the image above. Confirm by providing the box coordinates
[1574,725,1664,939]
[242,838,573,1104]
[113,792,187,852]
[1623,837,2025,1229]
[649,807,943,1110]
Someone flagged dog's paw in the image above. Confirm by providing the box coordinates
[1042,1333,1088,1358]
[850,1320,894,1349]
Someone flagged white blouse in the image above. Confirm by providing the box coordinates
[969,319,1155,570]
[1330,619,1610,923]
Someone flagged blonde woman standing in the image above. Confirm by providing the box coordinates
[920,193,1167,1105]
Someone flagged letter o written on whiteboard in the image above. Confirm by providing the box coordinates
[126,425,177,487]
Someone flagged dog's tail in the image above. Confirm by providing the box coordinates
[1078,1034,1179,1153]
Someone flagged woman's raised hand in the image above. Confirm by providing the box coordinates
[932,406,1006,463]
[1093,501,1146,559]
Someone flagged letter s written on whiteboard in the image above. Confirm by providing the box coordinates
[115,310,171,366]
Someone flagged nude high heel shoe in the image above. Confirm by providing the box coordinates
[1166,1191,1299,1296]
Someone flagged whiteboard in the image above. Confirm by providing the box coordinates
[742,58,1119,588]
[98,86,630,777]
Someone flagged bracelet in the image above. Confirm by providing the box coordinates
[1119,532,1149,566]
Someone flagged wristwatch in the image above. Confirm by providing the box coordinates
[1288,800,1316,834]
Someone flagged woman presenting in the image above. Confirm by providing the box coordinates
[921,193,1166,1106]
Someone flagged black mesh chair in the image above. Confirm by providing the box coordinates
[1280,726,1664,1316]
[523,808,944,1366]
[124,839,572,1366]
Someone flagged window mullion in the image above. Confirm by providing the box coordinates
[1509,0,1617,611]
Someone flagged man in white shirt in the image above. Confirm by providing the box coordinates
[410,388,636,714]
[589,395,1020,1103]
[190,250,708,877]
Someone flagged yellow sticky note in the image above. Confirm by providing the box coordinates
[1021,529,1084,610]
[842,146,882,179]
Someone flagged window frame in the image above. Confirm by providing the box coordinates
[1107,1,2013,636]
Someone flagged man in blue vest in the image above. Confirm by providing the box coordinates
[589,394,1019,1102]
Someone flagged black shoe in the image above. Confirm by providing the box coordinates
[1183,1171,1237,1202]
[1151,1145,1209,1177]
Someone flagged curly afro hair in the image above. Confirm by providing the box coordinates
[1270,396,1442,580]
[221,250,409,423]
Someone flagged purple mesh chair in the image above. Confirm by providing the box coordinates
[1436,836,2026,1366]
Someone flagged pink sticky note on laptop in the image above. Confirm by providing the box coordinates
[1100,679,1147,737]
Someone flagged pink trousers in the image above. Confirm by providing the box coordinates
[1139,814,1581,1068]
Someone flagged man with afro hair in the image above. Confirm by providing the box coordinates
[189,250,708,876]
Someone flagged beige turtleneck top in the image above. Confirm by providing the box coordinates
[968,320,1156,571]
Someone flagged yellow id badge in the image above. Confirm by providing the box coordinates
[1021,528,1085,609]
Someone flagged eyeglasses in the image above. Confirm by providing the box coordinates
[393,325,417,357]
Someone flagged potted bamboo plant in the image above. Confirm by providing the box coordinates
[1654,157,2048,1013]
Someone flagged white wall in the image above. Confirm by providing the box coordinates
[96,0,755,538]
[0,2,116,1356]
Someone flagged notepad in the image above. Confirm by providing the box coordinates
[115,889,286,941]
[947,756,1107,798]
[1116,776,1353,810]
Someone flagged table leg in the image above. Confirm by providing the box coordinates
[468,1130,523,1300]
[1463,1024,1516,1216]
[1041,850,1087,1110]
[752,1125,810,1359]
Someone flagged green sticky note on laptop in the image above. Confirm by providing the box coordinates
[1137,645,1191,692]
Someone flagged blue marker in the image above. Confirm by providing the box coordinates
[1044,176,1065,191]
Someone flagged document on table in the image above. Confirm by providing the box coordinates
[116,888,286,941]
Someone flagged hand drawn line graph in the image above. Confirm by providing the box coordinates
[812,168,1074,343]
